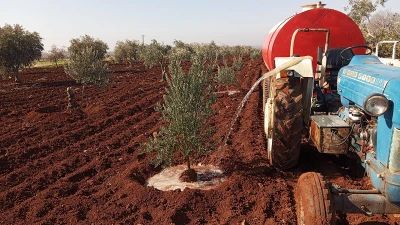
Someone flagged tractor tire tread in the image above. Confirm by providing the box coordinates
[270,77,303,169]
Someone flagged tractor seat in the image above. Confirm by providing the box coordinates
[320,48,354,91]
[323,47,354,70]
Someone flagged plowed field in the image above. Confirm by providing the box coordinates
[0,57,398,224]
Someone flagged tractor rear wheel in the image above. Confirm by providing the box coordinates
[263,76,303,169]
[296,172,334,225]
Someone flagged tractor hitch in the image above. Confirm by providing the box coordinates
[330,183,400,216]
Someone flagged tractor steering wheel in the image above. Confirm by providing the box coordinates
[340,45,373,61]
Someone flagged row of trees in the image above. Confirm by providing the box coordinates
[113,38,261,82]
[0,23,260,175]
[0,23,261,86]
[142,40,262,173]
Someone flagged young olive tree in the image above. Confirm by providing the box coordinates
[144,56,216,178]
[64,46,109,88]
[64,35,110,106]
[214,45,249,87]
[137,39,171,81]
[48,44,67,67]
[250,48,262,60]
[0,24,43,82]
[169,39,193,62]
[191,41,219,66]
[231,45,245,71]
[172,39,194,53]
[215,59,237,86]
[114,39,140,66]
[68,35,108,61]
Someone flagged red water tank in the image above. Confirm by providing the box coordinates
[262,3,365,70]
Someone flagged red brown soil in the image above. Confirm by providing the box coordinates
[0,58,399,224]
[179,169,198,183]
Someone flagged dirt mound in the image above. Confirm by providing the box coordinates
[0,59,398,224]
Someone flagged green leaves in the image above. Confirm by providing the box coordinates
[0,24,44,82]
[137,39,171,80]
[48,44,67,67]
[114,39,140,65]
[345,0,386,25]
[64,36,110,88]
[250,48,262,60]
[366,10,400,51]
[68,35,108,62]
[344,0,399,47]
[216,61,237,86]
[142,40,262,169]
[144,56,215,169]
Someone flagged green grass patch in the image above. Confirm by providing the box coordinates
[33,59,70,68]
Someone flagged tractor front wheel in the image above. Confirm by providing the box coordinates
[296,172,334,225]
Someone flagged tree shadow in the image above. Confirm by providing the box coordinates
[24,81,79,88]
[112,69,146,74]
[293,144,366,180]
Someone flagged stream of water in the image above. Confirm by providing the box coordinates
[216,56,312,166]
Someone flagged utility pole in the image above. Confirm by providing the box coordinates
[142,35,145,45]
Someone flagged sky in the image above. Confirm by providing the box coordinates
[1,0,400,51]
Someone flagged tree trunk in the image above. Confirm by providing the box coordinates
[13,67,21,83]
[129,58,133,67]
[160,62,166,81]
[67,87,79,109]
[186,156,191,170]
[81,85,85,105]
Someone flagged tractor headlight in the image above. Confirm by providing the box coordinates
[363,93,389,116]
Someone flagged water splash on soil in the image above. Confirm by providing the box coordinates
[146,164,225,191]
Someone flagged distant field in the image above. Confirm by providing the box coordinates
[33,59,70,68]
[33,58,114,68]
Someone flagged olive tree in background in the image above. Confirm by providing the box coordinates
[366,10,400,57]
[191,41,219,66]
[169,39,193,62]
[137,39,171,81]
[345,0,388,26]
[64,35,110,105]
[345,0,400,57]
[345,0,398,45]
[250,48,262,60]
[0,24,43,82]
[68,35,108,62]
[48,44,67,67]
[214,45,236,86]
[64,46,109,88]
[215,60,237,86]
[114,39,140,66]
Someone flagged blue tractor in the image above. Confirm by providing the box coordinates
[260,2,400,223]
[291,46,400,224]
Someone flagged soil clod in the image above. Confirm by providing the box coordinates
[179,168,197,182]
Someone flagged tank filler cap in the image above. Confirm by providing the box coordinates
[301,1,326,11]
